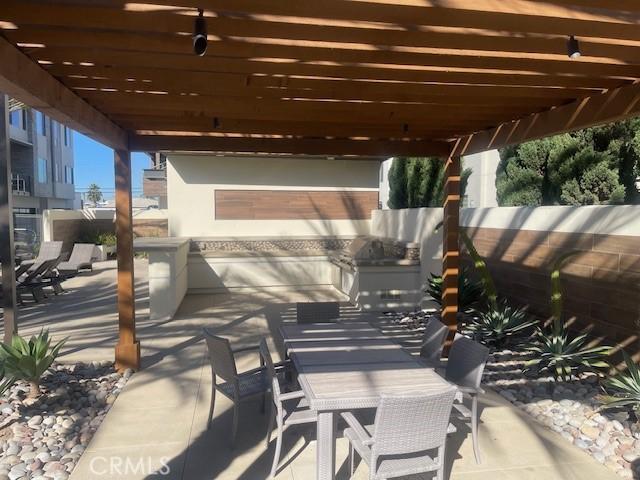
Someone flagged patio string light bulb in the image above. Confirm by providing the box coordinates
[193,8,207,56]
[567,35,581,59]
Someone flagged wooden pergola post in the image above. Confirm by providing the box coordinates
[0,95,17,343]
[114,148,140,371]
[442,154,461,353]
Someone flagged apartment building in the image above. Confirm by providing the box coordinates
[6,96,75,245]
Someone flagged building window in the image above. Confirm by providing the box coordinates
[37,158,47,183]
[64,166,74,184]
[9,110,20,127]
[63,126,69,146]
[52,120,58,146]
[35,111,47,136]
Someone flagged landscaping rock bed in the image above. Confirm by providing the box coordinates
[0,362,131,480]
[387,309,640,479]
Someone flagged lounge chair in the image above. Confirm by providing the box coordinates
[57,243,95,277]
[17,258,59,303]
[23,241,63,272]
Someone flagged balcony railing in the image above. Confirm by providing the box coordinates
[11,174,31,196]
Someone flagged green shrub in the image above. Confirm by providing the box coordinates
[426,267,484,313]
[0,330,66,398]
[599,351,640,417]
[465,300,537,349]
[95,232,116,247]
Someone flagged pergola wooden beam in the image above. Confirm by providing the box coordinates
[0,37,127,151]
[129,135,453,157]
[8,0,640,42]
[453,79,640,157]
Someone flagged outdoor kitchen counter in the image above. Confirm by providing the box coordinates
[134,237,190,321]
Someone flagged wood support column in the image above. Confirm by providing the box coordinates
[114,149,140,371]
[0,95,17,343]
[442,154,461,354]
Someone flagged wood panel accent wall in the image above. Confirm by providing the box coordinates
[462,226,640,345]
[215,190,378,220]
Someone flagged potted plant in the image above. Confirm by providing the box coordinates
[93,232,117,261]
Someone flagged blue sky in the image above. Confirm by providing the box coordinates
[73,132,150,199]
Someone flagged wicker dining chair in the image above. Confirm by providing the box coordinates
[203,329,271,448]
[443,336,490,464]
[260,339,317,479]
[341,387,457,480]
[296,301,340,324]
[418,318,449,367]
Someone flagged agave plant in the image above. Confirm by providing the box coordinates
[0,330,66,398]
[524,327,610,381]
[524,250,611,381]
[465,300,538,349]
[426,267,485,313]
[599,351,640,417]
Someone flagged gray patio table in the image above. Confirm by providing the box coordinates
[280,322,452,480]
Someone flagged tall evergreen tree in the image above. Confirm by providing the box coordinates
[387,157,409,209]
[387,157,472,208]
[497,119,639,206]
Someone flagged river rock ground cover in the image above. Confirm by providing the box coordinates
[0,362,131,480]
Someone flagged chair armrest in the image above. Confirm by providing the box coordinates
[457,385,484,396]
[341,412,374,446]
[279,390,306,401]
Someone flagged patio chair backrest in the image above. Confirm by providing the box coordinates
[419,318,449,364]
[371,388,457,459]
[445,336,490,390]
[202,329,238,383]
[258,339,282,402]
[68,243,95,264]
[37,241,63,261]
[296,302,340,324]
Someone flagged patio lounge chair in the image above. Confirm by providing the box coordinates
[296,301,340,324]
[342,387,457,480]
[260,339,316,479]
[57,243,96,277]
[17,258,60,303]
[418,318,449,367]
[203,329,271,448]
[23,241,63,272]
[441,336,490,464]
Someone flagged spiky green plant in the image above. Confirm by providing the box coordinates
[0,330,66,398]
[465,300,538,349]
[599,351,640,417]
[459,229,498,309]
[524,251,610,381]
[524,329,610,381]
[426,267,485,313]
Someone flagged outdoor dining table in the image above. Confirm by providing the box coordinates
[280,322,453,480]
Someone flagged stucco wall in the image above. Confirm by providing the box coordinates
[166,155,379,237]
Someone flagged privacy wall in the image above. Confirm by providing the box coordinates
[373,205,640,348]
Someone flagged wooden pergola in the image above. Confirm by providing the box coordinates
[1,1,640,371]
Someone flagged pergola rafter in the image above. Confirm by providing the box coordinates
[1,0,640,370]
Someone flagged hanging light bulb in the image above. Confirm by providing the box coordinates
[193,9,207,56]
[567,35,581,59]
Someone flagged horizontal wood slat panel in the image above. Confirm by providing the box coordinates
[215,190,378,220]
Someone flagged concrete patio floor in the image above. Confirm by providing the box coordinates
[10,260,619,479]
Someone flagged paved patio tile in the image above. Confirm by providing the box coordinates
[17,261,617,480]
